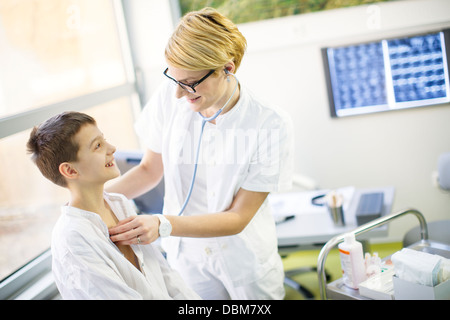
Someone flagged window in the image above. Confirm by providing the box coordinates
[178,0,393,24]
[0,0,140,283]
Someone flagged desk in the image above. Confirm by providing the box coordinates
[270,186,395,248]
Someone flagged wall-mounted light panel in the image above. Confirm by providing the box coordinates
[322,29,450,117]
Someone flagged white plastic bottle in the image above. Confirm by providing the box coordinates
[338,233,367,289]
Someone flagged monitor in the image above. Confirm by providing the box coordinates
[322,29,450,117]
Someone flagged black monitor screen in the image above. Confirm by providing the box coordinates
[323,30,450,117]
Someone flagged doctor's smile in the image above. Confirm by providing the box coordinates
[187,96,201,104]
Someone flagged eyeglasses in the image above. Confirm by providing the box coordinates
[163,68,215,93]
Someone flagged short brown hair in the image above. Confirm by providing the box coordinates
[27,111,96,187]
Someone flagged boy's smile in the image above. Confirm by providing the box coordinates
[71,123,120,184]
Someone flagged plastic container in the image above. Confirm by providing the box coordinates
[338,233,367,289]
[365,252,382,278]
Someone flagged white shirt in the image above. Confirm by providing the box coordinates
[51,192,200,300]
[135,80,294,286]
[178,114,209,215]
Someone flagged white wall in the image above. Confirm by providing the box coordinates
[127,0,450,243]
[238,0,450,242]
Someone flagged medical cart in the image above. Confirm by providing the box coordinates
[317,208,450,300]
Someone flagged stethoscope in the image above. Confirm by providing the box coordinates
[177,69,239,216]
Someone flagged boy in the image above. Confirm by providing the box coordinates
[27,111,200,300]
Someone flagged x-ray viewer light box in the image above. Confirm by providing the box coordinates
[322,29,450,118]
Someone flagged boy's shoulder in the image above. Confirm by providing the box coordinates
[104,191,129,202]
[51,193,136,251]
[103,191,137,218]
[51,205,108,254]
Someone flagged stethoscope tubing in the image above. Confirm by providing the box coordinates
[177,72,239,216]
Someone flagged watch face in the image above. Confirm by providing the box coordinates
[160,220,172,237]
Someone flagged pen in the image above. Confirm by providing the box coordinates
[276,215,295,224]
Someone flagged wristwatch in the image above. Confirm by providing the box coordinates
[156,214,172,237]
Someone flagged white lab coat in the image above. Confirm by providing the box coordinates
[51,192,200,300]
[135,80,293,294]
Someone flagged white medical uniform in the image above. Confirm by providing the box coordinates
[51,192,200,300]
[135,80,293,299]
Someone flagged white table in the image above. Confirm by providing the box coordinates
[271,186,395,248]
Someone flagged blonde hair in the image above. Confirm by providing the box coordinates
[165,7,247,73]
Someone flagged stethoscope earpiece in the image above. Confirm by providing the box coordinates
[224,69,231,81]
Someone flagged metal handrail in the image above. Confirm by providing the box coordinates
[317,208,428,300]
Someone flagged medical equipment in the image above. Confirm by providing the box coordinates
[355,192,383,226]
[318,208,428,299]
[177,69,239,216]
[364,252,382,278]
[322,29,450,118]
[391,248,446,287]
[338,233,367,289]
[317,208,450,300]
[437,152,450,190]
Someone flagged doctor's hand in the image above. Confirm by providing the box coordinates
[109,215,160,246]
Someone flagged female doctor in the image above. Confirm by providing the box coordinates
[108,7,293,300]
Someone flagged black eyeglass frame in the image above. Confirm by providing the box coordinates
[163,68,216,93]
